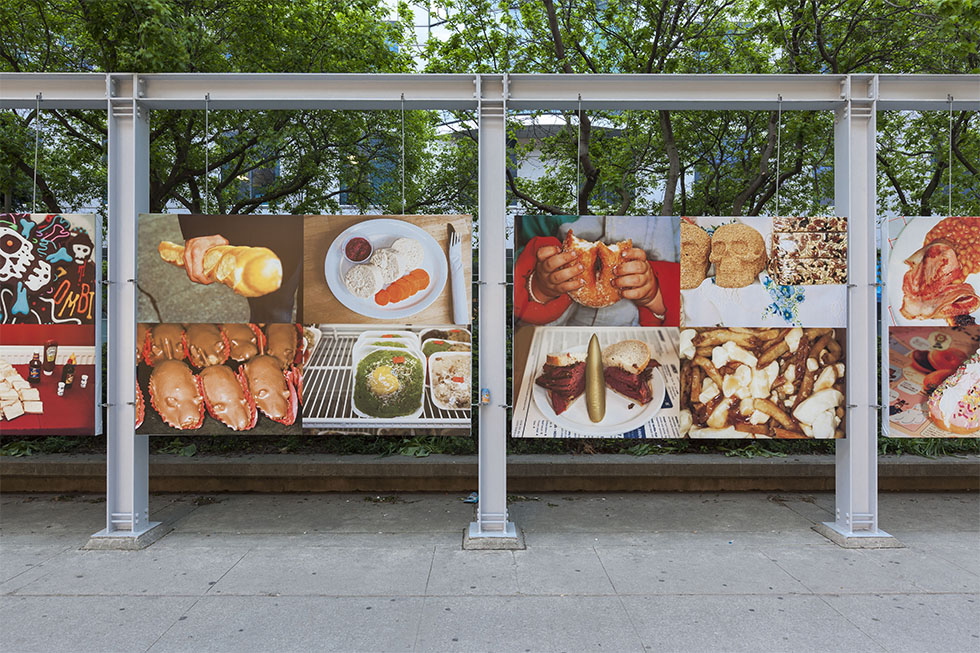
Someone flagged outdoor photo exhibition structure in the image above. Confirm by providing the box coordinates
[0,213,102,436]
[1,73,978,547]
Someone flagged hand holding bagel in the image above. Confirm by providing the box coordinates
[614,247,664,314]
[531,246,584,302]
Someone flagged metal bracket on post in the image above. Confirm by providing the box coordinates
[465,72,522,550]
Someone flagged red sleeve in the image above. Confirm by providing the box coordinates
[514,236,573,324]
[637,260,680,327]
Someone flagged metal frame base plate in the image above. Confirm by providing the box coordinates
[463,521,524,550]
[85,521,168,550]
[814,521,904,549]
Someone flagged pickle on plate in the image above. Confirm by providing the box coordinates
[586,334,605,422]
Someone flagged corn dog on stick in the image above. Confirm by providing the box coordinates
[158,240,282,298]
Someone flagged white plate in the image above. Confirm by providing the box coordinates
[324,219,448,320]
[531,345,665,436]
[887,218,980,326]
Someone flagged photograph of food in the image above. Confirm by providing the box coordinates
[514,216,679,328]
[887,326,980,437]
[679,327,846,439]
[136,322,304,435]
[1,213,99,325]
[0,324,98,435]
[512,325,679,438]
[885,216,980,327]
[303,215,471,325]
[302,325,470,433]
[138,214,303,324]
[680,217,848,328]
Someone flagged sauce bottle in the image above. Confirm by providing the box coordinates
[61,353,76,389]
[28,351,42,384]
[43,339,58,375]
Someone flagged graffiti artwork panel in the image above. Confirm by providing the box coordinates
[1,213,99,325]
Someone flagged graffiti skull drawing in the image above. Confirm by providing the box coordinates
[0,225,52,292]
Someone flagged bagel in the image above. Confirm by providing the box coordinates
[562,230,631,308]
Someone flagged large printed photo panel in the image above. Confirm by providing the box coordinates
[138,213,303,324]
[1,213,101,435]
[681,216,848,328]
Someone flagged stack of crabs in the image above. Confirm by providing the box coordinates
[134,323,302,431]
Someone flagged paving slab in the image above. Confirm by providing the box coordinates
[415,595,644,653]
[146,595,422,653]
[151,530,462,550]
[878,493,980,533]
[0,542,73,584]
[622,594,886,652]
[425,546,518,596]
[821,592,980,653]
[208,546,433,596]
[897,532,980,577]
[171,493,472,534]
[513,546,616,596]
[0,595,196,653]
[759,545,975,594]
[7,547,247,596]
[525,528,837,548]
[509,492,815,533]
[597,545,810,596]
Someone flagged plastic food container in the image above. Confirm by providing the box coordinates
[420,338,471,359]
[353,331,422,364]
[350,345,425,420]
[343,236,373,263]
[419,327,471,345]
[354,330,419,349]
[428,351,471,411]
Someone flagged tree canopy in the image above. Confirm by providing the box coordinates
[2,0,978,217]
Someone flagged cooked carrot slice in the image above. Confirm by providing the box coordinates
[389,283,407,302]
[415,269,430,288]
[375,289,390,306]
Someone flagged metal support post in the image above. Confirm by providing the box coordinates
[466,74,521,549]
[815,75,898,548]
[88,74,164,549]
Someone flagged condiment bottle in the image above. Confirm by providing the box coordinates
[28,351,42,384]
[61,353,76,389]
[43,339,58,375]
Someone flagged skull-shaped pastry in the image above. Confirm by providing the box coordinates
[185,324,229,368]
[148,360,205,430]
[144,324,186,366]
[709,223,767,288]
[0,226,52,292]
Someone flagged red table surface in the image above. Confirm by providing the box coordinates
[0,364,98,436]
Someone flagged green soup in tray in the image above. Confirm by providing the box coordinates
[421,339,471,358]
[353,349,424,418]
[368,340,408,348]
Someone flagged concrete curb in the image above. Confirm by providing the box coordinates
[1,453,977,493]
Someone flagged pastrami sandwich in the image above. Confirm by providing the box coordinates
[535,351,587,414]
[602,340,656,405]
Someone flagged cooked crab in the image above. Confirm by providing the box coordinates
[242,354,299,425]
[148,360,204,430]
[223,323,264,363]
[144,324,186,366]
[186,323,230,368]
[200,364,257,431]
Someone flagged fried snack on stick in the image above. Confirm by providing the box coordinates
[759,340,789,367]
[693,356,724,390]
[695,329,757,348]
[753,398,796,429]
[158,241,282,298]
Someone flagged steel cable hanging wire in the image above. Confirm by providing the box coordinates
[401,93,406,214]
[948,95,954,218]
[576,95,582,213]
[204,94,210,214]
[775,95,782,217]
[32,93,42,213]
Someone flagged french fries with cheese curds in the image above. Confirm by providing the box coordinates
[678,327,846,439]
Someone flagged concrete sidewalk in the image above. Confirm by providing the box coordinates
[1,492,977,652]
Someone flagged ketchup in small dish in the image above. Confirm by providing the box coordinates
[344,237,372,262]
